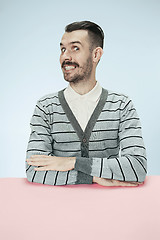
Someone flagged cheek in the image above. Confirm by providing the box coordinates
[59,56,63,65]
[75,55,84,64]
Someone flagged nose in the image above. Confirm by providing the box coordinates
[62,49,72,62]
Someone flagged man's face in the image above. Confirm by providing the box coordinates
[59,30,93,83]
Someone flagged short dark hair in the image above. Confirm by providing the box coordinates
[65,20,104,51]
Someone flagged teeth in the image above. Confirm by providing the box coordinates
[64,66,75,70]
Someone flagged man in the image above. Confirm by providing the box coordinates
[26,21,147,187]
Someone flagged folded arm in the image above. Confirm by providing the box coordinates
[25,100,92,186]
[74,97,147,183]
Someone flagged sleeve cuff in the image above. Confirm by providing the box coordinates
[74,157,93,185]
[74,157,93,175]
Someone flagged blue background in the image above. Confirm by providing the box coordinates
[0,0,159,177]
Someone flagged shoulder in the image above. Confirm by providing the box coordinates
[35,89,66,114]
[106,89,129,102]
[36,89,64,107]
[103,89,134,110]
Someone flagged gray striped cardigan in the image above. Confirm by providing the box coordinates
[25,88,147,185]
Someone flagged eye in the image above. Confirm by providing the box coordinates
[73,46,79,51]
[61,47,66,53]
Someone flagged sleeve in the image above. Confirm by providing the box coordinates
[25,100,93,186]
[74,97,147,183]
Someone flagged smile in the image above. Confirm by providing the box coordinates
[64,65,77,71]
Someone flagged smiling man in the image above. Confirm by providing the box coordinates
[26,21,147,187]
[60,31,94,85]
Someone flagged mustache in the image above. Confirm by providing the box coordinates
[62,61,79,68]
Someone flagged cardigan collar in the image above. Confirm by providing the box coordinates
[58,87,108,138]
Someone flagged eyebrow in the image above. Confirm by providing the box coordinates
[60,41,82,46]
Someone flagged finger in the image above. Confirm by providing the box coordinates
[96,178,141,187]
[110,180,138,187]
[28,161,49,166]
[30,155,49,158]
[34,166,61,171]
[34,166,49,171]
[115,180,143,186]
[129,182,143,185]
[121,182,143,186]
[97,181,138,187]
[28,157,52,164]
[27,158,44,164]
[116,182,139,187]
[27,158,50,165]
[97,178,142,187]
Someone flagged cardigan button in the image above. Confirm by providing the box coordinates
[82,138,87,143]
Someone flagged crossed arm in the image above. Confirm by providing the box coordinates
[26,97,147,187]
[26,155,143,187]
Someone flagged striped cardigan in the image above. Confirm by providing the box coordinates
[25,88,147,185]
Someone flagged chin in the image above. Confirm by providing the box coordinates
[63,73,84,84]
[64,77,73,82]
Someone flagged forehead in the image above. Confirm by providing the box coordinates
[60,30,89,46]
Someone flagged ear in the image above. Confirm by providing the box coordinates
[92,47,103,64]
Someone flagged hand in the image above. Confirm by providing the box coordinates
[93,176,144,187]
[26,155,76,172]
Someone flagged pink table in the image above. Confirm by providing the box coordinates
[0,176,160,240]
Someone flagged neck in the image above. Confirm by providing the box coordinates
[69,74,97,95]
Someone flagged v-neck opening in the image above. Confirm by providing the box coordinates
[58,88,108,143]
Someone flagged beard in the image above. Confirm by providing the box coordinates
[63,55,93,84]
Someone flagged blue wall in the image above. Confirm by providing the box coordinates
[0,0,159,177]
